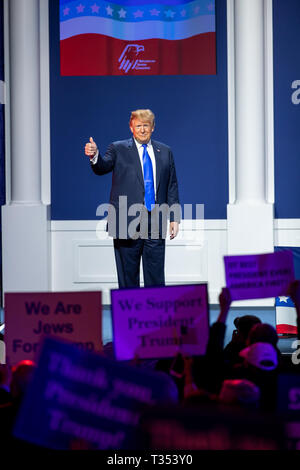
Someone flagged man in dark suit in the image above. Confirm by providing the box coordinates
[85,109,180,288]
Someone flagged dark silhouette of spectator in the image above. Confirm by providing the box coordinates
[223,315,261,364]
[0,360,38,450]
[218,378,260,408]
[10,360,36,406]
[247,322,279,349]
[201,288,262,393]
[232,341,279,411]
[246,322,284,367]
[194,287,281,397]
[0,364,12,405]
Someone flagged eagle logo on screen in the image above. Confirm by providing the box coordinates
[118,44,156,74]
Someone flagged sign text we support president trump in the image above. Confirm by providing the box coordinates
[111,284,209,360]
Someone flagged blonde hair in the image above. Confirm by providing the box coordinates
[129,109,155,127]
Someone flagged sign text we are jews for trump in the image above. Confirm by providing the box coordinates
[5,291,102,365]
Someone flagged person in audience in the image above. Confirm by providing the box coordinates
[223,315,262,364]
[10,360,36,406]
[0,360,37,450]
[234,341,279,411]
[192,285,288,397]
[0,364,12,405]
[247,322,279,349]
[246,322,284,370]
[218,378,260,408]
[201,287,251,393]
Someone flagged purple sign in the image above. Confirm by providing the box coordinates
[111,284,209,361]
[224,251,295,301]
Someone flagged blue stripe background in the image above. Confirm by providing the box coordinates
[273,0,300,218]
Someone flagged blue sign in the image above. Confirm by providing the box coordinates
[13,337,178,450]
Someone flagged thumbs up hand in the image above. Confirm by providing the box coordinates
[85,137,98,159]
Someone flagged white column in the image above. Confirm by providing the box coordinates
[227,0,274,255]
[235,0,265,203]
[2,0,50,293]
[226,0,274,306]
[10,0,41,203]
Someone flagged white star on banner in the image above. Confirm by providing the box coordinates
[63,7,70,16]
[164,9,175,18]
[279,296,290,303]
[194,6,200,14]
[76,3,85,13]
[133,9,144,18]
[106,5,113,16]
[118,8,126,18]
[150,8,160,16]
[91,3,100,13]
[180,9,186,17]
[207,2,214,11]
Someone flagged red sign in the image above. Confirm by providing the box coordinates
[5,291,102,365]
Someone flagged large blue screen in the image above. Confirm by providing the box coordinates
[273,0,300,218]
[50,0,228,220]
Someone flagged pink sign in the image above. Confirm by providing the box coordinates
[5,291,102,365]
[111,284,209,361]
[224,251,295,301]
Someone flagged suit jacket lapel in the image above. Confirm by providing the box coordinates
[127,138,144,189]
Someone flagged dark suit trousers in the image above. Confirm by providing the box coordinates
[113,215,166,288]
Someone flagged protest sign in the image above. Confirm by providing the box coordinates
[224,251,295,301]
[13,337,178,450]
[5,291,102,365]
[110,284,209,361]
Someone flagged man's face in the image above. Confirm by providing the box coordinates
[130,118,154,144]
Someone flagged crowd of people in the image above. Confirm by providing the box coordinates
[0,280,300,450]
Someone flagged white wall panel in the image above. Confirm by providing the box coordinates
[51,219,300,306]
[51,220,227,304]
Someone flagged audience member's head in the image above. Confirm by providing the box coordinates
[238,342,279,411]
[10,360,36,402]
[247,323,278,348]
[233,315,262,343]
[239,342,278,371]
[218,379,260,407]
